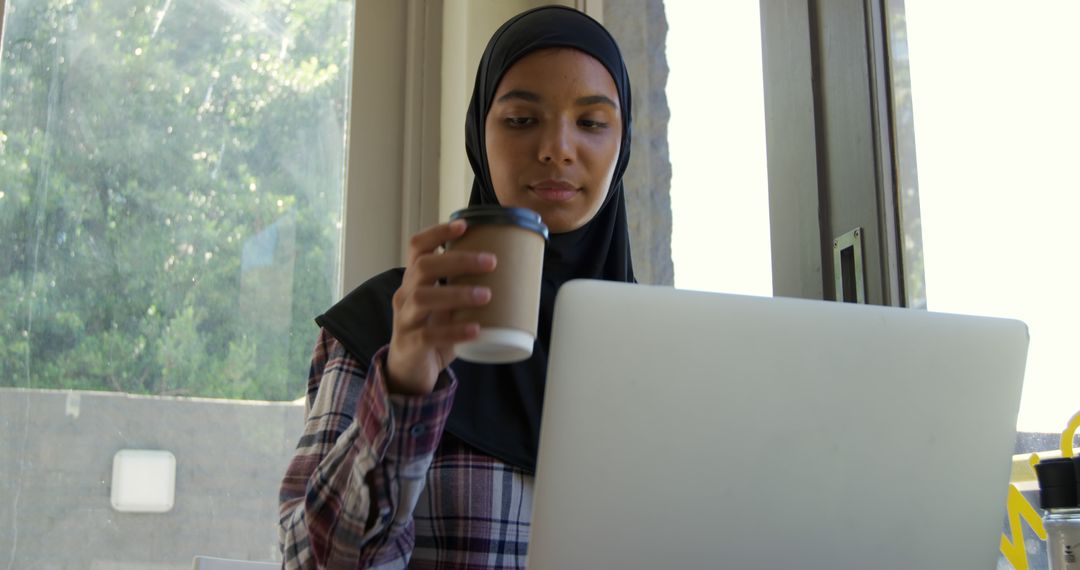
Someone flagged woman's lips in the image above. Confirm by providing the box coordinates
[530,180,579,202]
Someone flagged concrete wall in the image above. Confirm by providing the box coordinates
[605,0,673,286]
[0,388,304,569]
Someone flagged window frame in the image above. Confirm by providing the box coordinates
[340,0,442,294]
[759,0,913,307]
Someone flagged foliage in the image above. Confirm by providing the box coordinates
[0,0,351,400]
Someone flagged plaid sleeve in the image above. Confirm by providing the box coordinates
[278,329,457,569]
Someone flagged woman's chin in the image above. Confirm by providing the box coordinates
[539,212,588,234]
[497,196,593,233]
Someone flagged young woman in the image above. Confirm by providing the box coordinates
[278,6,635,568]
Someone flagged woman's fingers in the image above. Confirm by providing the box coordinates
[387,219,494,393]
[398,250,496,305]
[397,285,491,328]
[415,285,492,310]
[411,250,496,284]
[396,250,496,325]
[406,220,468,265]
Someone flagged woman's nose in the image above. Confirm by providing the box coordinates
[538,120,575,164]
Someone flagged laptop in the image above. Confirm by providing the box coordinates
[527,280,1028,569]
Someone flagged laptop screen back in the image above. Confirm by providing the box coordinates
[527,280,1028,570]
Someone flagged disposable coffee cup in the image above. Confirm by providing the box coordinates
[446,206,549,363]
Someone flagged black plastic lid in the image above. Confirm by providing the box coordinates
[1071,453,1080,498]
[1035,457,1079,509]
[449,206,549,240]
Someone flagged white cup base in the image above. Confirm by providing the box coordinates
[454,328,535,364]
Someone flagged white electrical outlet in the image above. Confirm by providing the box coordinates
[110,449,176,513]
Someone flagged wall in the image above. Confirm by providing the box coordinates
[604,0,673,286]
[0,388,304,569]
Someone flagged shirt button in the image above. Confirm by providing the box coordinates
[410,424,427,437]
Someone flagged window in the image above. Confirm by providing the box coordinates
[667,1,772,297]
[1,0,351,401]
[897,0,1080,437]
[1,0,352,564]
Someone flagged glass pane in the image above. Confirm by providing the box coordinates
[0,0,350,399]
[0,0,352,565]
[666,0,772,296]
[899,1,1080,436]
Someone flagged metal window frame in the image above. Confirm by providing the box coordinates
[760,0,914,307]
[339,0,445,296]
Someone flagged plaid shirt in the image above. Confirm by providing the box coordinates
[279,329,534,569]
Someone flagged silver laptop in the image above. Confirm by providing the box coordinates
[527,280,1028,570]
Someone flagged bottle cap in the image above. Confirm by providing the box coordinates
[1035,457,1078,509]
[1075,456,1080,498]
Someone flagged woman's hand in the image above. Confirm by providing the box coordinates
[386,220,496,395]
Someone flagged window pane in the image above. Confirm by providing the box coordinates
[1,0,351,401]
[667,1,772,296]
[900,1,1080,435]
[0,0,352,565]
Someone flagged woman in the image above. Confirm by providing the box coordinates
[278,6,635,568]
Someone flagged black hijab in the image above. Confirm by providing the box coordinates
[316,5,634,473]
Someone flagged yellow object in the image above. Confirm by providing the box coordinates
[1010,449,1079,485]
[1000,483,1047,570]
[1000,409,1080,568]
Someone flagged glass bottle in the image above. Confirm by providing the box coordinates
[1035,457,1080,569]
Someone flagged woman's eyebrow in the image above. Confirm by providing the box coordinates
[576,95,618,109]
[495,90,618,110]
[496,90,541,103]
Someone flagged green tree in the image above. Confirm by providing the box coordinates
[0,0,351,400]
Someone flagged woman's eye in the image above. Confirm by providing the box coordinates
[505,116,535,127]
[579,119,609,130]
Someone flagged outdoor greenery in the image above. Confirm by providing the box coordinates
[0,0,352,400]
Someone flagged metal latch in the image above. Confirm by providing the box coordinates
[833,228,865,303]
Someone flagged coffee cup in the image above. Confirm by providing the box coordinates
[446,206,549,363]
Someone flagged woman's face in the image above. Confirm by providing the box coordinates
[484,48,622,234]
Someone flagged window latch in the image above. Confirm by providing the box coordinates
[833,227,866,303]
